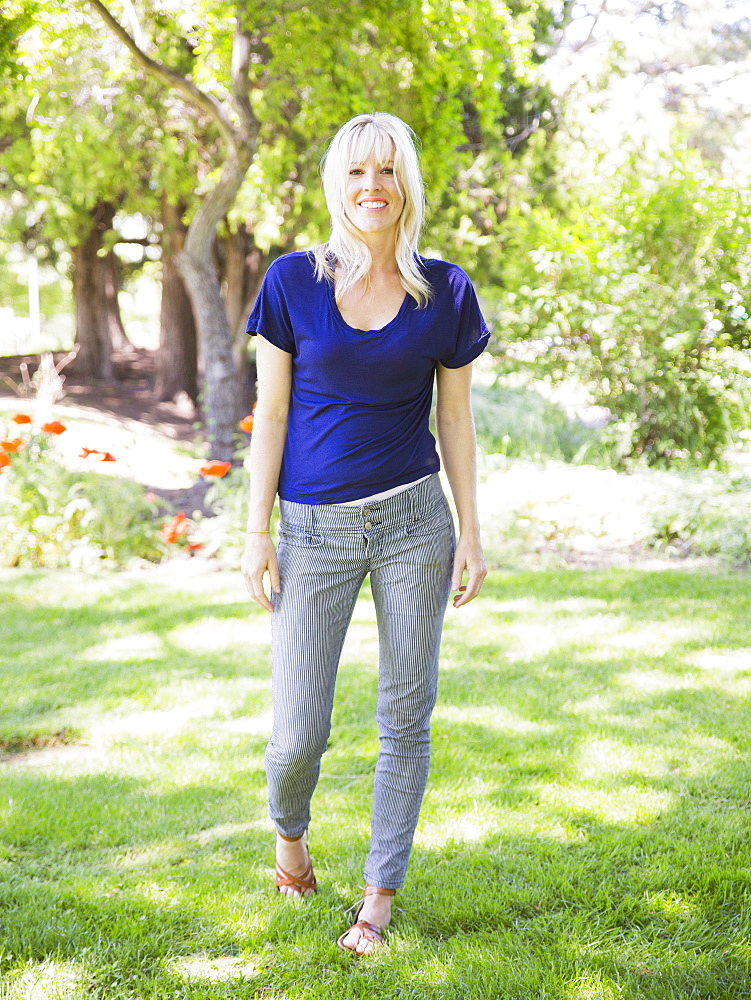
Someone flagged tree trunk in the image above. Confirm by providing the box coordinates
[104,250,130,352]
[70,201,116,381]
[177,148,253,460]
[224,223,250,352]
[223,224,266,412]
[83,6,259,458]
[155,197,198,404]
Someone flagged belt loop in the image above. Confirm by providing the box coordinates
[411,486,419,522]
[306,504,314,535]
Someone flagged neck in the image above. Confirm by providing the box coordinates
[359,230,399,275]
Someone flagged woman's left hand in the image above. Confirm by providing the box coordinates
[450,533,487,608]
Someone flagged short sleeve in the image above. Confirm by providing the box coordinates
[440,269,491,369]
[245,259,295,355]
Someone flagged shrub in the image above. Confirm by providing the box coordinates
[489,151,751,467]
[0,416,165,568]
[648,471,751,564]
[196,465,250,568]
[471,382,608,463]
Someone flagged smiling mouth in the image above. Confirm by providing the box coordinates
[359,201,388,209]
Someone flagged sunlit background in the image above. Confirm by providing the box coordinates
[2,4,751,998]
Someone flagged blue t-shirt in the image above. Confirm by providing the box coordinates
[246,251,490,504]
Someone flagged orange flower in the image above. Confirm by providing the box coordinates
[0,452,10,470]
[199,460,231,478]
[145,492,158,503]
[0,438,25,453]
[11,414,31,425]
[239,414,254,433]
[188,541,203,553]
[160,512,190,544]
[80,447,117,462]
[41,420,66,435]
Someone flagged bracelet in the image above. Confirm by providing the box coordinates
[246,530,271,534]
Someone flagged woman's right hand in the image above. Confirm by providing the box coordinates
[242,533,281,612]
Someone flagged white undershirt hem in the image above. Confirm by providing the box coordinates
[332,474,433,507]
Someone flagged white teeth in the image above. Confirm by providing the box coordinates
[360,201,387,208]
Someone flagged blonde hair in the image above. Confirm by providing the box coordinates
[312,113,432,308]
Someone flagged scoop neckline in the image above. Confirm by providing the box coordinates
[326,282,411,334]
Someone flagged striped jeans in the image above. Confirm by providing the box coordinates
[266,473,455,889]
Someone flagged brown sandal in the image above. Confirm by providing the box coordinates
[275,859,317,895]
[275,831,317,896]
[337,885,395,954]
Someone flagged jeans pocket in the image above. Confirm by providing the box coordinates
[405,496,453,537]
[278,523,324,548]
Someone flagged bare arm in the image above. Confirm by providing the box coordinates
[435,362,487,608]
[242,336,292,611]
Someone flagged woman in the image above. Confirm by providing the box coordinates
[242,112,489,955]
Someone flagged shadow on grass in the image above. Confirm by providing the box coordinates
[1,574,268,745]
[1,764,749,998]
[1,567,751,997]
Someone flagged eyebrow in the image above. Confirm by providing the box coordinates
[349,159,395,167]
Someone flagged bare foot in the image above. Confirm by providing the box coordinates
[339,890,393,955]
[275,832,316,898]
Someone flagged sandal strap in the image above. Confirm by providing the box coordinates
[337,919,386,952]
[275,861,317,893]
[362,885,396,897]
[349,920,385,944]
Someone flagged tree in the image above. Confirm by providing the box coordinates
[84,0,257,457]
[1,7,166,378]
[82,0,555,458]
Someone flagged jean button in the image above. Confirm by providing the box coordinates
[364,520,372,529]
[363,507,371,516]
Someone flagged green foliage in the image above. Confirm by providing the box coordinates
[197,462,258,568]
[472,381,604,462]
[0,1,37,78]
[490,151,751,467]
[227,0,559,256]
[4,0,557,255]
[0,425,165,568]
[649,470,751,564]
[1,3,203,261]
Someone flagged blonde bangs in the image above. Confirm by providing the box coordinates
[346,122,398,172]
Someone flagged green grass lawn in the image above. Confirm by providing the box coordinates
[1,564,750,999]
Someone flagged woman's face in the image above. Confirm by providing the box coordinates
[344,148,405,239]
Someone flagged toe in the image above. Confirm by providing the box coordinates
[339,928,360,952]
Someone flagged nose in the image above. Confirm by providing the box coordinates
[362,168,381,191]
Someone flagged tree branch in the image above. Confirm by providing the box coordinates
[83,0,238,150]
[230,19,257,141]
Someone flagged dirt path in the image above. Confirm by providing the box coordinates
[0,348,200,442]
[0,348,219,511]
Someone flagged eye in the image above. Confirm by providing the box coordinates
[349,167,363,175]
[382,167,394,175]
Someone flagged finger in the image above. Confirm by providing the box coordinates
[452,585,467,608]
[269,554,281,594]
[242,565,258,596]
[454,566,487,606]
[248,573,274,613]
[253,587,274,613]
[451,546,469,590]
